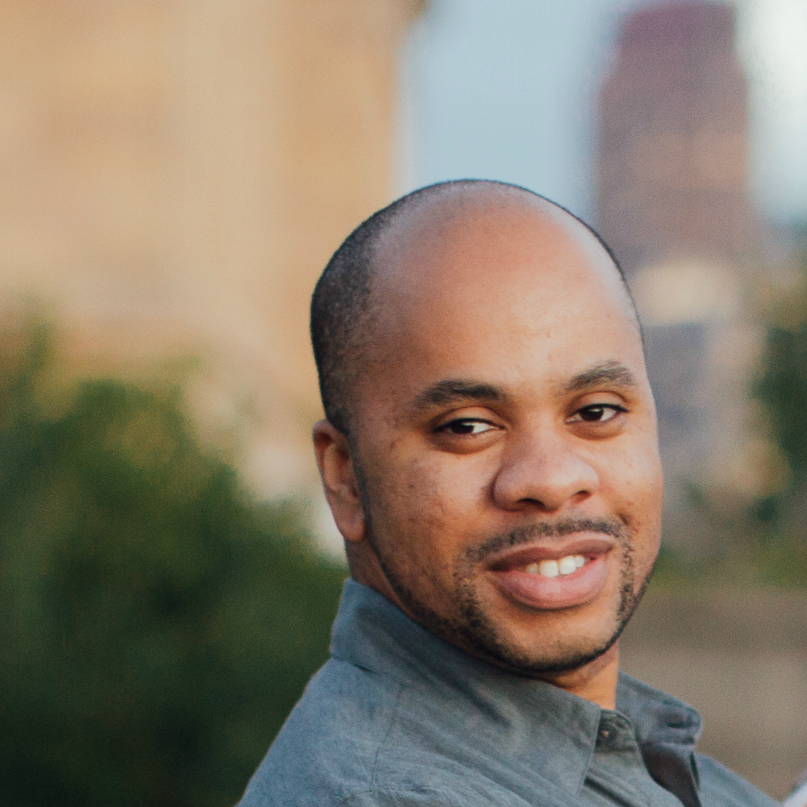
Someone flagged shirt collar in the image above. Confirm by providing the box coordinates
[331,580,703,799]
[618,672,701,747]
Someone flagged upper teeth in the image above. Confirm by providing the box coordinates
[526,555,586,577]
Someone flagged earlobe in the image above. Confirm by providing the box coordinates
[312,420,367,543]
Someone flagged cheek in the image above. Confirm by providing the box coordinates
[599,441,663,532]
[365,452,493,555]
[625,459,663,569]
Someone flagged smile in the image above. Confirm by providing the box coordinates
[483,534,616,610]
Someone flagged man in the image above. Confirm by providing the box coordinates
[239,181,775,806]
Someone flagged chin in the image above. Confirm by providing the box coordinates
[373,536,653,678]
[454,574,646,677]
[457,609,626,677]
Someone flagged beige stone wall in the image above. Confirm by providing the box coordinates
[0,0,421,498]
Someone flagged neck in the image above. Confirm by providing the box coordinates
[540,643,620,710]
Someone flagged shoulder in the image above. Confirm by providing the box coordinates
[244,774,536,807]
[236,657,540,807]
[696,754,779,807]
[238,657,403,807]
[335,785,496,806]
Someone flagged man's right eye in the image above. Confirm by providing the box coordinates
[438,419,495,436]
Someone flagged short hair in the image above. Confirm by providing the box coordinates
[310,179,633,435]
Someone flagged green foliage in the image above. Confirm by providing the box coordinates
[757,323,807,486]
[0,325,346,806]
[747,255,807,581]
[752,538,807,588]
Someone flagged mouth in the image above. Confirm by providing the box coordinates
[484,534,616,611]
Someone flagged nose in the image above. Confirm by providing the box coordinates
[492,427,599,513]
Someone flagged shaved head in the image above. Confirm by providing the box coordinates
[310,180,637,435]
[311,178,661,693]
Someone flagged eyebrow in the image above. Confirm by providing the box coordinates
[563,362,638,393]
[409,379,510,413]
[408,362,637,415]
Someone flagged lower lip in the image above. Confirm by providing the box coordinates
[487,555,610,610]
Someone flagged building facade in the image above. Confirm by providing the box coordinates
[0,0,421,508]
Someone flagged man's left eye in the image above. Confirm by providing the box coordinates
[568,404,625,423]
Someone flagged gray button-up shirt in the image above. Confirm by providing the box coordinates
[240,580,776,807]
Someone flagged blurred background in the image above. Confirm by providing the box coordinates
[1,0,807,802]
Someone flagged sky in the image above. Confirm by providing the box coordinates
[400,0,807,226]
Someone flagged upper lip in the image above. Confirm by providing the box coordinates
[484,534,617,572]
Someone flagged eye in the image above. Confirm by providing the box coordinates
[437,418,497,436]
[568,404,626,424]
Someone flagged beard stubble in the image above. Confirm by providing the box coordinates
[367,516,653,677]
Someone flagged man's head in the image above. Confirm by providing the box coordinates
[311,181,662,690]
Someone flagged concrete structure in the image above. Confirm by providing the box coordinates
[596,2,767,539]
[0,0,421,505]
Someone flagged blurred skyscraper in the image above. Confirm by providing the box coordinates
[598,2,755,274]
[596,1,765,545]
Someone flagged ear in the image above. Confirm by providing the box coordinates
[312,420,367,544]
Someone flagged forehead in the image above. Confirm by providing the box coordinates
[355,196,644,412]
[379,193,619,283]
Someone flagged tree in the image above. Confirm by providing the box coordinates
[0,324,346,806]
[758,323,807,488]
[751,254,807,584]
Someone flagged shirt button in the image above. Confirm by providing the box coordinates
[599,728,610,739]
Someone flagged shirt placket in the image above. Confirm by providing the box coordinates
[586,711,688,807]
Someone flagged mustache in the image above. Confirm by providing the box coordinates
[462,518,630,566]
